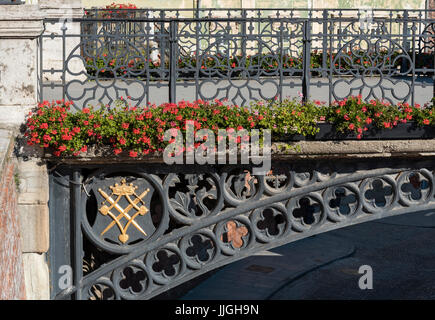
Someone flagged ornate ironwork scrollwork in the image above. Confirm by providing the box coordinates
[51,159,435,300]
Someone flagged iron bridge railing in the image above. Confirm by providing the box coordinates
[38,9,435,109]
[49,158,435,300]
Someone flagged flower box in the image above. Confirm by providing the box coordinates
[281,122,435,141]
[24,97,435,159]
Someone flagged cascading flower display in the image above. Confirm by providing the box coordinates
[24,97,435,157]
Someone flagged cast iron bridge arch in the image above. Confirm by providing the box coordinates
[49,157,435,300]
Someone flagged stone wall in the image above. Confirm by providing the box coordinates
[0,4,50,300]
[0,5,42,127]
[17,155,50,300]
[0,130,26,300]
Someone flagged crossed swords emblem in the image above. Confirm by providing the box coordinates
[98,179,150,244]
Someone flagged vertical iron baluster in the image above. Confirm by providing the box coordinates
[195,18,200,102]
[241,9,247,59]
[328,20,333,105]
[61,21,67,101]
[411,21,416,106]
[401,10,409,74]
[39,28,44,102]
[159,10,165,83]
[72,169,83,300]
[433,19,435,102]
[279,19,283,103]
[145,16,151,106]
[302,20,311,103]
[322,10,328,77]
[169,20,177,103]
[195,5,199,19]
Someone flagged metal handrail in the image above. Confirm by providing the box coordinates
[38,10,435,108]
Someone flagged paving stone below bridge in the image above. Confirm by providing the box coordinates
[180,210,435,300]
[180,233,355,300]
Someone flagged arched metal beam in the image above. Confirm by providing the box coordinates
[50,159,435,299]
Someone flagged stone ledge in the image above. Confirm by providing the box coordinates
[0,5,43,39]
[39,0,82,10]
[39,0,84,21]
[272,139,435,158]
[41,139,435,164]
[0,5,41,19]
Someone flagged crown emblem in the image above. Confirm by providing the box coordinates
[110,179,137,196]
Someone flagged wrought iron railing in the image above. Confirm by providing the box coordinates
[39,9,435,109]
